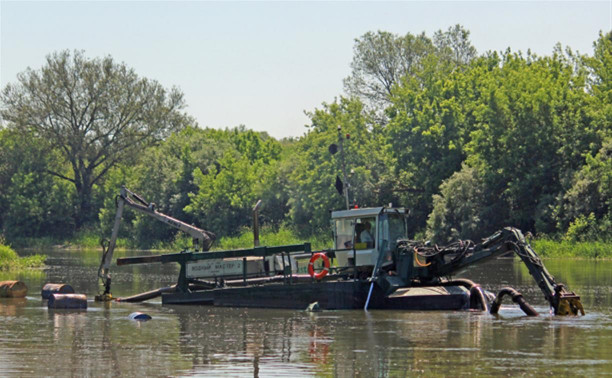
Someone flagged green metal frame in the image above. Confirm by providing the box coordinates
[117,243,312,292]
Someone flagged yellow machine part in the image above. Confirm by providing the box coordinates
[557,297,586,316]
[94,293,114,302]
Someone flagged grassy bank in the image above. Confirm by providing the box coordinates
[7,228,611,259]
[0,243,46,271]
[530,239,612,259]
[8,225,330,253]
[213,226,331,251]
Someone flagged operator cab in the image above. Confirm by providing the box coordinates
[331,207,408,269]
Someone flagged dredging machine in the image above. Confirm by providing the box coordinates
[96,187,584,316]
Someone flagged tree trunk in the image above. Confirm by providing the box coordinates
[74,173,94,228]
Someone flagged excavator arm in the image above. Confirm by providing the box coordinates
[395,227,584,315]
[96,186,215,301]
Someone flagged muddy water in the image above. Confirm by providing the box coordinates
[1,249,611,376]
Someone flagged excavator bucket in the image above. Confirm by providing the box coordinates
[556,292,585,316]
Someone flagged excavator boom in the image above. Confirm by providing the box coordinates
[96,186,215,301]
[394,227,584,315]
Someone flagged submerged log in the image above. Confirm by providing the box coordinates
[48,293,87,309]
[116,285,177,302]
[41,283,75,299]
[0,280,28,298]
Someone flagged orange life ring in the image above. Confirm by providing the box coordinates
[308,253,330,280]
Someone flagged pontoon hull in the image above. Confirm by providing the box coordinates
[161,281,470,311]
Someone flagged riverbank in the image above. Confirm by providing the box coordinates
[7,229,612,259]
[0,243,46,271]
[530,239,612,259]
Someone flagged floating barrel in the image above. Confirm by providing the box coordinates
[48,293,87,309]
[41,283,75,299]
[0,280,28,298]
[128,312,152,321]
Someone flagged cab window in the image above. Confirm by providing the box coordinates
[354,217,376,249]
[334,217,377,250]
[334,218,354,250]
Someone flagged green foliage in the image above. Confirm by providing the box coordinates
[426,165,492,243]
[215,226,331,251]
[386,53,474,229]
[564,213,611,242]
[1,50,190,226]
[560,138,612,240]
[410,44,604,240]
[0,243,46,271]
[172,127,285,238]
[344,25,476,111]
[464,50,597,234]
[2,27,610,251]
[531,238,612,259]
[0,129,75,239]
[286,97,396,235]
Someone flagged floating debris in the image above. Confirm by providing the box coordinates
[0,280,27,298]
[128,312,152,321]
[41,283,75,299]
[48,294,87,309]
[306,302,321,312]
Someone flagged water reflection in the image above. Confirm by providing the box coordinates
[0,298,27,317]
[0,249,611,376]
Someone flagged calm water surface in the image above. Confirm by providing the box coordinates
[1,248,611,376]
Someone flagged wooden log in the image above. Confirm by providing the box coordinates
[48,293,87,309]
[41,283,74,299]
[116,285,177,302]
[0,280,28,298]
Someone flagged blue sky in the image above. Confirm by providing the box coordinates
[1,1,610,138]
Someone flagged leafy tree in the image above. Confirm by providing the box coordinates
[344,25,476,112]
[553,31,611,240]
[99,127,228,245]
[561,138,611,240]
[0,129,74,239]
[344,30,435,109]
[385,52,480,231]
[433,24,478,67]
[426,165,492,243]
[184,127,285,238]
[464,50,596,234]
[0,50,190,227]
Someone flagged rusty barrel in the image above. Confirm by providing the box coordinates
[0,280,28,298]
[41,283,75,299]
[48,293,87,309]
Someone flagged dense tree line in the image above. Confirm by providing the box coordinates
[0,28,610,246]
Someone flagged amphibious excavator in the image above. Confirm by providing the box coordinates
[98,188,583,315]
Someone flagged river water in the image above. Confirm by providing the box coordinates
[1,248,611,376]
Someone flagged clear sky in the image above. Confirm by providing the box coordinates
[1,1,610,139]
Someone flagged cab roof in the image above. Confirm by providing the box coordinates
[331,207,406,219]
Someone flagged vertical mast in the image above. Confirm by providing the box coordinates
[337,125,350,210]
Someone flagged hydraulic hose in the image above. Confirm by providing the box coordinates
[469,285,490,312]
[490,287,538,316]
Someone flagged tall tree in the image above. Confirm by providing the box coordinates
[433,24,478,67]
[0,50,190,226]
[185,128,284,237]
[344,30,435,111]
[0,129,74,238]
[344,25,476,112]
